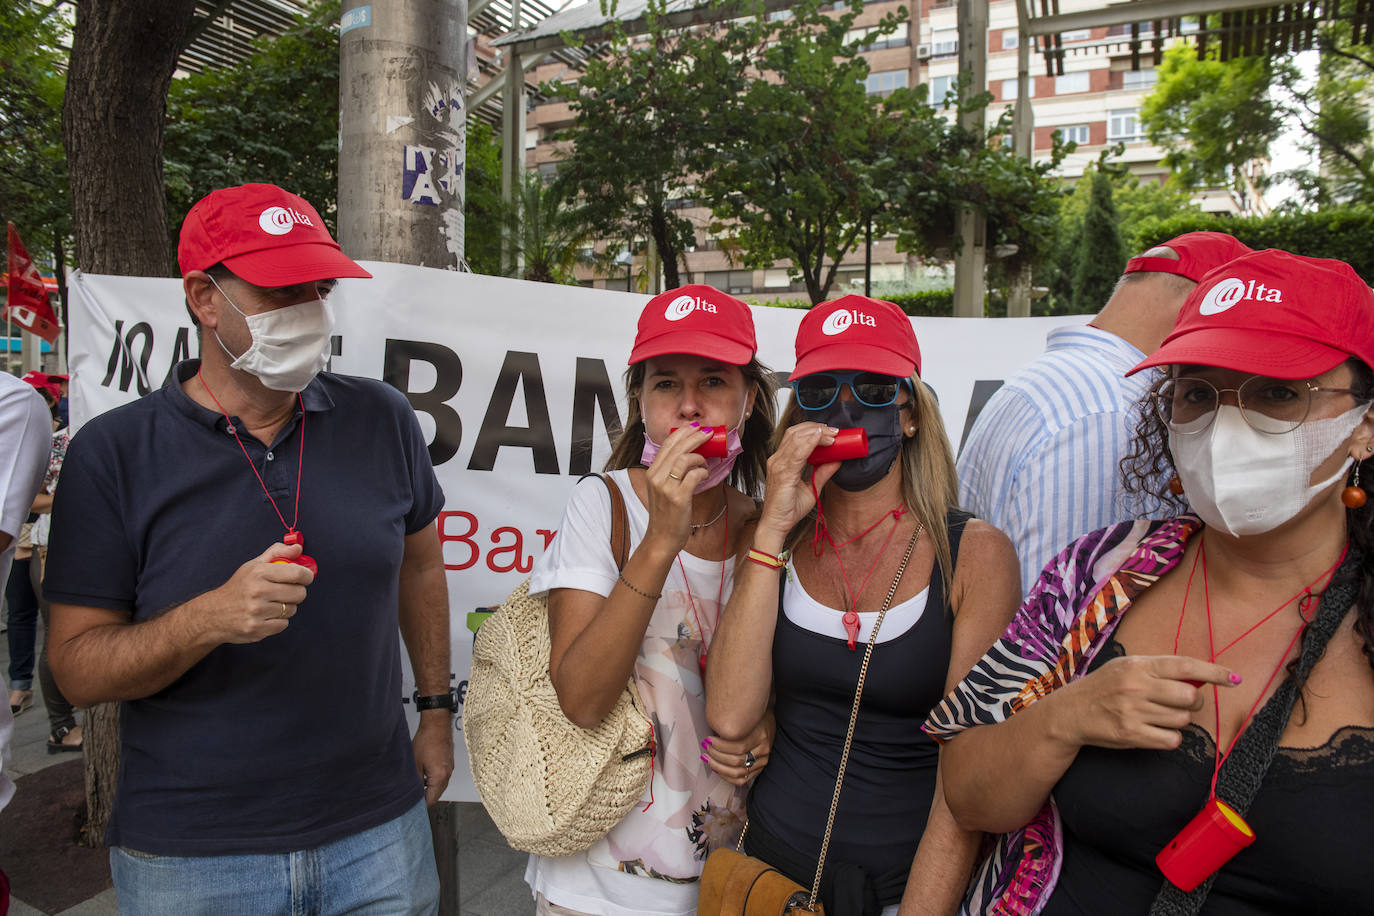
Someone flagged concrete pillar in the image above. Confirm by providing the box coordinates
[338,0,467,269]
[500,0,527,275]
[952,0,988,318]
[1007,17,1034,318]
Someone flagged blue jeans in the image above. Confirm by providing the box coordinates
[109,799,439,915]
[5,556,38,690]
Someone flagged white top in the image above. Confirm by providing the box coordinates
[526,469,746,916]
[0,372,50,812]
[782,557,929,643]
[956,324,1167,591]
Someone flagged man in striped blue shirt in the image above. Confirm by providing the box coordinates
[956,232,1252,591]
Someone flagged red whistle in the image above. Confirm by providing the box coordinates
[809,428,868,466]
[670,426,728,458]
[1156,798,1256,891]
[272,531,318,577]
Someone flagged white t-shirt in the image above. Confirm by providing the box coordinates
[0,372,50,812]
[526,469,747,916]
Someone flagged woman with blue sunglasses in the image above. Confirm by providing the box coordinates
[706,295,1020,915]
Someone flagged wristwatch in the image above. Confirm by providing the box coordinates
[412,688,457,713]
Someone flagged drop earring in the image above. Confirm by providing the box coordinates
[1343,460,1367,509]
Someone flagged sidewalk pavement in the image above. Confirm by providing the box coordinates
[1,621,533,915]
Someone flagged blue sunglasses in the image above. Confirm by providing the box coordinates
[791,372,912,411]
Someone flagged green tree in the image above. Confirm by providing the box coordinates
[1140,43,1277,205]
[1038,165,1196,314]
[464,119,504,276]
[1072,169,1125,309]
[550,0,720,289]
[1141,14,1374,207]
[699,0,920,303]
[164,1,341,241]
[0,1,70,268]
[505,172,597,284]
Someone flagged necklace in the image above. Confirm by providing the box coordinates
[678,497,729,678]
[809,486,909,650]
[198,367,317,576]
[1174,535,1347,797]
[690,490,727,531]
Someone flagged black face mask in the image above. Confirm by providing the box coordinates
[811,399,904,491]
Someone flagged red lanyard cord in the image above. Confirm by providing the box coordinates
[198,368,306,536]
[678,489,730,666]
[809,477,906,649]
[1175,535,1349,799]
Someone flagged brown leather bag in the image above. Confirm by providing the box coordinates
[698,849,821,916]
[697,525,922,916]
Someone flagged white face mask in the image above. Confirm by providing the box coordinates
[211,278,334,392]
[1169,401,1371,537]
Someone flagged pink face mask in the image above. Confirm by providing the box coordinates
[641,408,747,494]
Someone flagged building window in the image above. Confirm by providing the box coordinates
[537,161,559,182]
[763,268,791,288]
[1108,108,1143,141]
[705,270,752,294]
[931,28,957,57]
[1057,124,1091,145]
[1122,68,1157,91]
[928,74,956,106]
[1055,71,1090,94]
[525,128,539,150]
[847,22,909,51]
[866,69,909,97]
[1002,31,1019,49]
[1000,77,1032,100]
[1060,28,1091,42]
[767,8,793,20]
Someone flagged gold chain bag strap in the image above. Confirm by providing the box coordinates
[698,524,924,916]
[463,474,655,856]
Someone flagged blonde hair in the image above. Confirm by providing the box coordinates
[603,357,778,498]
[773,374,960,594]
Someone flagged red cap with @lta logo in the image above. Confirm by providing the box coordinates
[629,284,757,366]
[790,294,921,381]
[1128,248,1374,379]
[177,182,372,287]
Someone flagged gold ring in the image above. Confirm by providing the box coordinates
[668,471,683,480]
[279,602,289,619]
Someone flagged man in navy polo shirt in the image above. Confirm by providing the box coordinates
[45,183,454,914]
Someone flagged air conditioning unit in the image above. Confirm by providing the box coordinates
[916,43,933,59]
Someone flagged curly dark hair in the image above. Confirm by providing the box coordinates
[1120,358,1374,674]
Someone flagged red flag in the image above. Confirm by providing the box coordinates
[4,222,60,344]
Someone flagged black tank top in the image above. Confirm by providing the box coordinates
[1043,635,1374,915]
[747,510,971,879]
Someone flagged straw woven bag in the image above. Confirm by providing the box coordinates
[463,474,655,857]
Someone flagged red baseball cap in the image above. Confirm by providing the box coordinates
[1123,231,1253,282]
[628,285,756,365]
[21,371,60,401]
[1129,248,1374,378]
[177,183,371,286]
[789,295,920,380]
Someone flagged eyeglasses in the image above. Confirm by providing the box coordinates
[791,372,910,411]
[1152,375,1362,435]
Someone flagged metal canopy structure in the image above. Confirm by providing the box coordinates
[179,0,313,72]
[1021,0,1374,75]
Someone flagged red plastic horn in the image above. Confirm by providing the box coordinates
[808,428,868,466]
[670,426,729,458]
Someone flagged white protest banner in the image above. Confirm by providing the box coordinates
[68,264,1083,801]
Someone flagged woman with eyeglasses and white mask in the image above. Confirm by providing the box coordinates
[927,249,1374,915]
[707,296,1021,916]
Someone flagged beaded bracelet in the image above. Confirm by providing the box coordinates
[746,547,789,570]
[617,572,662,601]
